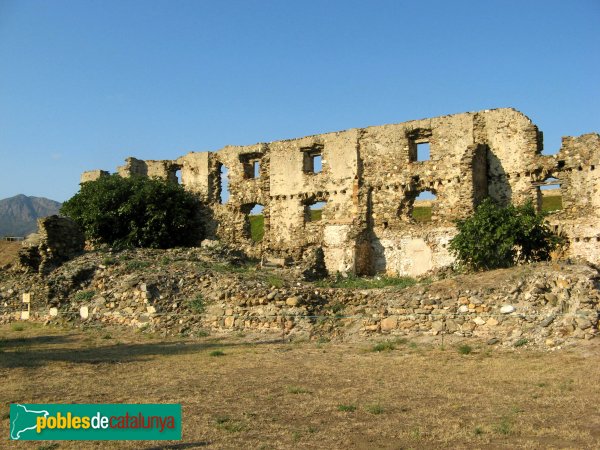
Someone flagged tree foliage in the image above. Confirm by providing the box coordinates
[61,175,203,248]
[449,198,562,271]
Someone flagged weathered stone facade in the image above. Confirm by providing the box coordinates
[81,108,600,276]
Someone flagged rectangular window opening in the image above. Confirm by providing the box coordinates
[416,142,430,161]
[302,145,324,174]
[305,201,326,222]
[312,154,322,173]
[239,153,262,179]
[538,178,562,212]
[253,161,260,178]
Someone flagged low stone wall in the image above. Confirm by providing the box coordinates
[1,248,598,349]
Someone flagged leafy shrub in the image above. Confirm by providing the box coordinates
[449,198,561,271]
[61,175,203,248]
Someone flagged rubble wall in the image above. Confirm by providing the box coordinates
[80,108,600,275]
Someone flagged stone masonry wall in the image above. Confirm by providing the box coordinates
[80,108,600,274]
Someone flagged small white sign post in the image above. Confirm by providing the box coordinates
[21,293,31,320]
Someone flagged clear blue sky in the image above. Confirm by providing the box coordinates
[0,0,598,202]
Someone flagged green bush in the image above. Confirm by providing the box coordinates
[61,175,203,248]
[449,198,561,271]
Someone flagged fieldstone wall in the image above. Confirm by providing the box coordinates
[2,248,598,349]
[80,108,600,275]
[18,215,85,275]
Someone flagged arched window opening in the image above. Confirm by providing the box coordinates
[304,200,326,223]
[241,203,265,242]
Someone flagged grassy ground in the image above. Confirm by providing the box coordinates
[2,322,599,449]
[314,274,417,289]
[249,215,264,242]
[248,198,561,238]
[542,194,562,212]
[412,206,432,222]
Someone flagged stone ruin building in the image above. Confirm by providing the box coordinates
[81,108,600,277]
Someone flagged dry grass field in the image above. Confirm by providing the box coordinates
[0,241,21,269]
[1,322,599,449]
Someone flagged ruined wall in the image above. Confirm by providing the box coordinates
[18,216,85,275]
[80,170,109,184]
[80,108,600,274]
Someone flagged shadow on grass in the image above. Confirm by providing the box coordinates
[144,442,211,449]
[0,336,282,369]
[0,334,77,347]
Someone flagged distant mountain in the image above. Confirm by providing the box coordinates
[0,195,62,237]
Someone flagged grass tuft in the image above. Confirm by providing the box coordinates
[458,344,473,355]
[124,260,151,271]
[287,386,311,394]
[11,323,25,332]
[210,350,225,357]
[315,274,416,290]
[337,404,356,412]
[372,341,396,352]
[74,290,95,302]
[514,338,528,347]
[366,403,384,414]
[189,294,205,314]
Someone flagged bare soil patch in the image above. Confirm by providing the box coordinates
[1,323,599,449]
[0,241,21,269]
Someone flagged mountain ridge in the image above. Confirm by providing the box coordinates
[0,194,62,237]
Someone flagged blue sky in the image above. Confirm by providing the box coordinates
[0,0,598,202]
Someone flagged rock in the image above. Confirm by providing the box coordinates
[147,306,156,314]
[445,319,458,332]
[286,296,300,307]
[540,315,555,327]
[486,318,498,327]
[573,328,586,339]
[49,307,58,317]
[462,322,476,332]
[487,338,500,345]
[473,317,486,326]
[458,305,469,313]
[576,317,592,330]
[500,305,516,314]
[431,320,444,332]
[544,293,558,305]
[380,316,398,331]
[80,306,89,319]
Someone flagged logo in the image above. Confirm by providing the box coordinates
[10,404,181,441]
